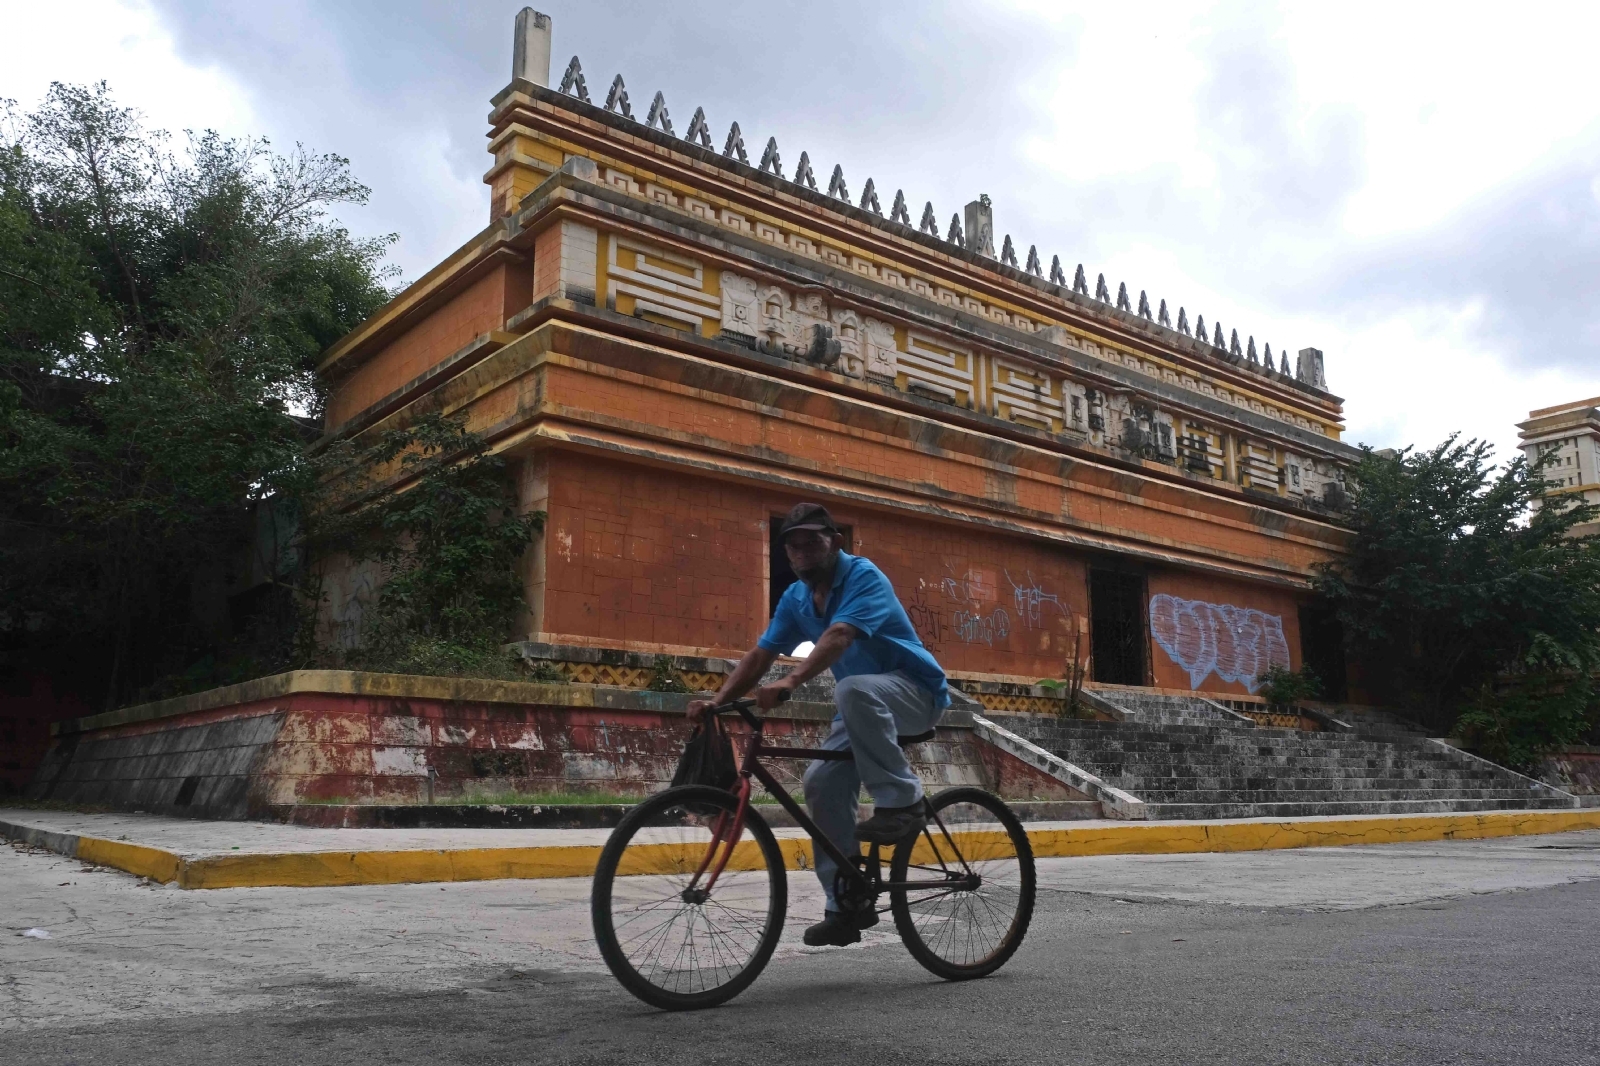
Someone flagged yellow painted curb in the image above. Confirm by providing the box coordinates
[1021,808,1600,859]
[75,838,183,884]
[14,808,1600,889]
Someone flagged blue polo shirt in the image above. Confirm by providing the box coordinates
[758,552,949,710]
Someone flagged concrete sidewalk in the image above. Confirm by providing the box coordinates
[6,805,1600,890]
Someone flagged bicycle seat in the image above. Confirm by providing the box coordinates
[897,728,937,747]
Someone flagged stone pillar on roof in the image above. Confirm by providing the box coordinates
[964,198,996,259]
[513,8,553,86]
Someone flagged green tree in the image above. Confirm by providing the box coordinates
[1313,437,1600,765]
[307,413,544,678]
[0,82,394,707]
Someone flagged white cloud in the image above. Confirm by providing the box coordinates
[0,0,254,138]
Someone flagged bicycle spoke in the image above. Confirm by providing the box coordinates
[595,789,785,1007]
[892,794,1033,975]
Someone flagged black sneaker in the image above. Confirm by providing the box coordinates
[803,911,862,947]
[855,802,926,846]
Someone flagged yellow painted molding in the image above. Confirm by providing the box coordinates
[11,808,1599,891]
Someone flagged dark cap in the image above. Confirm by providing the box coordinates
[779,502,840,538]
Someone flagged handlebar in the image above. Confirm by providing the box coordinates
[703,690,789,728]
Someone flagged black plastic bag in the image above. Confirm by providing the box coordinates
[672,713,738,790]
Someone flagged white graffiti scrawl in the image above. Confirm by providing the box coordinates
[1148,594,1290,693]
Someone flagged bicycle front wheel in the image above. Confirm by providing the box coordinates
[889,786,1035,980]
[591,785,787,1010]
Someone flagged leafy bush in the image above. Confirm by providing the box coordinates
[306,413,543,677]
[0,82,393,708]
[1313,437,1600,759]
[647,654,690,693]
[1258,666,1322,709]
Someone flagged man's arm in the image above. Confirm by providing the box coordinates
[687,645,778,721]
[686,622,859,719]
[768,621,857,698]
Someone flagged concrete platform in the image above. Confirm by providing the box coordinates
[6,804,1600,890]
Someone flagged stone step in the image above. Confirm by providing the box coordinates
[1126,781,1548,797]
[1095,776,1520,792]
[990,709,1558,820]
[1020,724,1441,748]
[1069,757,1501,775]
[1038,751,1483,771]
[1034,742,1464,758]
[1035,743,1477,765]
[1139,797,1574,819]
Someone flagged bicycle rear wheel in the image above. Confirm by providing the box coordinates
[591,785,787,1010]
[889,786,1035,980]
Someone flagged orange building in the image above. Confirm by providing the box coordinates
[317,10,1359,705]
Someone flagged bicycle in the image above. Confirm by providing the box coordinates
[590,696,1037,1010]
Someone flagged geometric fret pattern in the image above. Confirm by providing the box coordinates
[606,235,721,333]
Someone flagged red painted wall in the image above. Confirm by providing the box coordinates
[1145,570,1304,697]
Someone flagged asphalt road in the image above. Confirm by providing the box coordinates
[6,831,1600,1065]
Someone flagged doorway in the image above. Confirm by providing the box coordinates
[1297,604,1348,702]
[1089,568,1147,685]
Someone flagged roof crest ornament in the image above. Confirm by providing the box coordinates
[793,151,818,190]
[827,164,850,201]
[1231,329,1243,358]
[1026,245,1042,277]
[723,122,749,164]
[946,214,965,247]
[558,56,590,101]
[1115,281,1131,311]
[1157,299,1171,327]
[890,189,910,225]
[646,91,673,136]
[1095,273,1111,302]
[758,136,783,177]
[605,74,633,119]
[1137,290,1152,319]
[1177,307,1189,335]
[685,107,712,148]
[919,202,939,236]
[1281,351,1291,374]
[1246,335,1258,363]
[1213,323,1225,349]
[1049,255,1066,285]
[1073,264,1089,295]
[1001,235,1019,268]
[860,178,883,215]
[1195,314,1207,341]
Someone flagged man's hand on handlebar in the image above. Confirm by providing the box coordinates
[686,680,794,723]
[753,681,793,712]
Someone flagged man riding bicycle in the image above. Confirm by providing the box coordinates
[689,502,949,948]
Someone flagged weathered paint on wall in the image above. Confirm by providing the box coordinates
[1146,571,1303,695]
[842,510,1088,681]
[325,262,532,429]
[531,452,1091,680]
[535,451,768,653]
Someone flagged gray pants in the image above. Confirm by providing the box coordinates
[801,670,941,912]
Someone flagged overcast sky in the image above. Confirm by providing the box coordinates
[6,0,1599,459]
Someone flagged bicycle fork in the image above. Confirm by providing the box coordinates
[682,775,752,902]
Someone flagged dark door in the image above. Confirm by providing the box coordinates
[769,516,852,617]
[1090,569,1147,685]
[1297,604,1348,702]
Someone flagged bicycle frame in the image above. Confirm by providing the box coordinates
[691,699,980,902]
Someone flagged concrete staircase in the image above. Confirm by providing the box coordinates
[1006,691,1576,820]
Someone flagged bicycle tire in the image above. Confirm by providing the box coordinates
[591,784,787,1010]
[889,786,1035,980]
